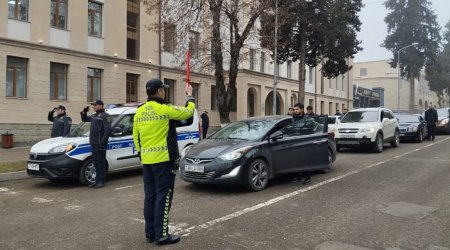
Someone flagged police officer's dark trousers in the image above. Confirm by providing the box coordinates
[142,161,176,240]
[202,126,208,139]
[92,145,106,185]
[427,123,436,140]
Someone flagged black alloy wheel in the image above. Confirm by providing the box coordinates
[79,159,96,186]
[245,159,269,192]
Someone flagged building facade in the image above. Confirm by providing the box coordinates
[1,0,353,143]
[353,60,439,113]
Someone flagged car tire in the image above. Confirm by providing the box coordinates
[416,131,423,143]
[390,130,400,147]
[78,159,96,186]
[245,159,269,192]
[373,133,383,153]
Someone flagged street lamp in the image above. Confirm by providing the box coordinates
[272,0,278,115]
[397,42,418,113]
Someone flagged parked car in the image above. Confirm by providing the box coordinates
[397,114,428,142]
[179,115,336,192]
[435,108,450,135]
[27,104,200,185]
[334,107,400,153]
[327,115,341,133]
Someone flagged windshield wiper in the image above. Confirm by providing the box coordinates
[227,137,248,140]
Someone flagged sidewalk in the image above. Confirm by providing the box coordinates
[0,146,30,182]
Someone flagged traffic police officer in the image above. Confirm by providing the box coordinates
[80,99,111,188]
[133,79,195,245]
[48,105,72,137]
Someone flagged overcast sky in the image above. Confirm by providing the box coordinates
[354,0,450,63]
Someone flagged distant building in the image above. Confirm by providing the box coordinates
[353,85,383,109]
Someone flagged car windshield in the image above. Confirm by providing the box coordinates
[437,109,450,117]
[210,119,280,140]
[67,115,119,137]
[397,115,420,123]
[340,111,378,123]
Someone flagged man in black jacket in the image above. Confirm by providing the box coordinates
[48,105,72,137]
[80,100,112,188]
[424,102,438,141]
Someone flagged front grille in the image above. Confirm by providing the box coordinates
[29,153,64,161]
[185,157,214,164]
[183,171,215,179]
[338,128,359,134]
[399,128,407,133]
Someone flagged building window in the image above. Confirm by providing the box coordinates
[87,68,102,102]
[88,1,102,37]
[50,63,68,100]
[189,31,200,58]
[163,23,176,53]
[287,61,292,78]
[126,73,139,102]
[260,52,265,73]
[8,0,28,21]
[360,68,367,76]
[308,66,314,84]
[127,0,140,60]
[6,56,27,98]
[163,79,176,103]
[191,82,199,105]
[51,0,68,29]
[249,49,255,71]
[211,85,217,110]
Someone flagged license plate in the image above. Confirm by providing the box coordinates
[27,163,39,171]
[341,134,355,139]
[337,140,359,145]
[185,165,204,173]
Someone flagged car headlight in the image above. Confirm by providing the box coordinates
[411,126,418,132]
[439,118,449,125]
[180,145,192,159]
[360,127,375,133]
[217,146,252,161]
[49,143,77,153]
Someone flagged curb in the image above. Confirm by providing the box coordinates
[0,171,29,182]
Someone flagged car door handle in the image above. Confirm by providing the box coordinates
[313,139,327,144]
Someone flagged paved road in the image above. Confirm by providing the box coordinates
[1,137,449,250]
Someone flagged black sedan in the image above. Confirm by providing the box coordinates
[435,108,450,134]
[397,114,428,142]
[179,116,336,191]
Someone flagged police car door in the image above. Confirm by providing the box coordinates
[175,109,200,153]
[108,114,140,170]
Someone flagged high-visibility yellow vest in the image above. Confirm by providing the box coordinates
[133,100,195,164]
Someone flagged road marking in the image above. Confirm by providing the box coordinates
[176,137,450,237]
[64,205,84,211]
[32,197,53,203]
[115,184,142,190]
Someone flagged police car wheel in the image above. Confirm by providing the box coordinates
[245,159,269,192]
[78,159,96,186]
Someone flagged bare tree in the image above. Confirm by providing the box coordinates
[143,0,272,124]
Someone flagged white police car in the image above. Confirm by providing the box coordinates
[27,103,200,185]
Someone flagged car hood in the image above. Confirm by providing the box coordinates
[399,122,419,127]
[30,137,87,154]
[185,139,254,159]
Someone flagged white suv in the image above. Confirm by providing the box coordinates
[27,104,200,185]
[334,107,400,153]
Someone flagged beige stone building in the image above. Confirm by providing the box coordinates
[0,0,353,143]
[353,60,439,113]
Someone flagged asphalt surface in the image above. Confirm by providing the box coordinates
[1,137,449,250]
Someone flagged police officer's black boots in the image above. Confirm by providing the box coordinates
[156,234,181,245]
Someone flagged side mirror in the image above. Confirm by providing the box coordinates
[111,127,123,137]
[419,116,425,122]
[382,118,389,123]
[270,131,283,141]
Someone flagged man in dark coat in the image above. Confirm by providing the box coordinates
[80,100,112,188]
[424,102,438,141]
[48,105,72,137]
[200,110,209,139]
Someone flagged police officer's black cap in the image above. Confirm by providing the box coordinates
[92,99,104,106]
[57,105,66,110]
[146,79,169,92]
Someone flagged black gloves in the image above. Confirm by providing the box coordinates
[52,107,57,112]
[82,106,89,113]
[99,145,106,151]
